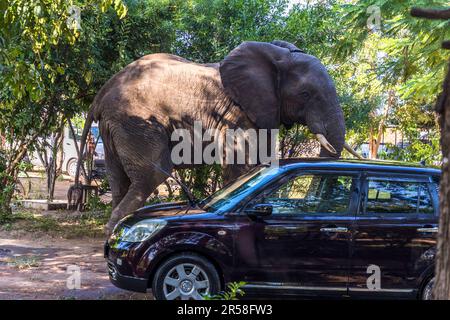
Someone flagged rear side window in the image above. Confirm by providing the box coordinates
[365,178,434,214]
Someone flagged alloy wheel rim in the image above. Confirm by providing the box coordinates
[163,263,210,300]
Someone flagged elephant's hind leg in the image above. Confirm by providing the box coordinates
[104,120,173,235]
[104,152,130,209]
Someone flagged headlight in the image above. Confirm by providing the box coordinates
[121,219,167,242]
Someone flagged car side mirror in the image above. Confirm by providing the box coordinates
[245,204,273,218]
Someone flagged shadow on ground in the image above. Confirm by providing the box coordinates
[0,227,152,300]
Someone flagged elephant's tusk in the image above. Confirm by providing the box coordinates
[315,134,337,154]
[344,142,364,159]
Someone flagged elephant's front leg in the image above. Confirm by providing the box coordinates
[105,180,154,235]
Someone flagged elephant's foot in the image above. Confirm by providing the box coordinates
[104,225,112,238]
[104,210,123,237]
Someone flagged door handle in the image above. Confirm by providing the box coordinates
[320,227,348,233]
[417,227,438,233]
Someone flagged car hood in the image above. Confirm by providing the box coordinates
[120,201,209,226]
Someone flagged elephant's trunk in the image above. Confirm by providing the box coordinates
[318,110,345,158]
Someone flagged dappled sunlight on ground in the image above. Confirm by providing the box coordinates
[0,234,153,300]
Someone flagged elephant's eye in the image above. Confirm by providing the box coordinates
[300,92,310,101]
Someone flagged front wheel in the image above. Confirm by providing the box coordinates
[152,253,221,300]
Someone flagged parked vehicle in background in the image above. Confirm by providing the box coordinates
[88,125,106,180]
[29,123,105,178]
[105,159,440,300]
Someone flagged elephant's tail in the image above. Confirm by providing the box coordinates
[74,107,95,185]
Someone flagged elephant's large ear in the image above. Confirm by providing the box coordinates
[219,41,290,129]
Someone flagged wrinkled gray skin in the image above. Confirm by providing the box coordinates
[76,41,346,234]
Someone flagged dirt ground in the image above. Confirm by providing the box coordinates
[17,173,105,201]
[2,171,154,302]
[0,227,153,300]
[0,173,171,300]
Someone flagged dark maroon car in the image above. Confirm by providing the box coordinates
[104,159,440,300]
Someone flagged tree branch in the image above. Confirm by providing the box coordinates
[410,7,450,20]
[443,41,450,50]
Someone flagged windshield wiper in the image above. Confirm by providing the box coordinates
[147,161,198,207]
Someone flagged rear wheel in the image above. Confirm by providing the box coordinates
[152,253,220,300]
[66,158,78,178]
[421,277,435,300]
[13,180,25,197]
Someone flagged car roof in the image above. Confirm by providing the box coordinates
[278,158,441,176]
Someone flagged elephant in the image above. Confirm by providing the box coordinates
[75,40,360,234]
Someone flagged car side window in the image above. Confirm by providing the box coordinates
[256,174,355,215]
[365,178,434,214]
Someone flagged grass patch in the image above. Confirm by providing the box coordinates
[7,255,41,269]
[0,208,111,239]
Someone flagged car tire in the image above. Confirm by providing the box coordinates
[66,158,78,178]
[152,252,221,300]
[13,180,25,197]
[421,276,435,300]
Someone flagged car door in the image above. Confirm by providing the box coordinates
[234,170,360,295]
[348,173,438,298]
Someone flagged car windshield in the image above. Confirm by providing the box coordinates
[201,165,284,213]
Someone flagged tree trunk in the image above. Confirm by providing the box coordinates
[368,128,375,159]
[68,119,88,182]
[375,90,394,157]
[0,166,19,219]
[1,139,35,217]
[410,6,450,300]
[433,61,450,299]
[0,185,13,217]
[369,90,394,159]
[47,126,64,201]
